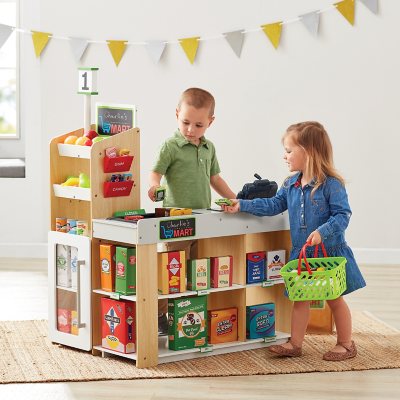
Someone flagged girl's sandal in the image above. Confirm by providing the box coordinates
[322,340,357,361]
[268,341,302,357]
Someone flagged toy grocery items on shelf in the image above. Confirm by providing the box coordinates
[246,251,266,284]
[158,251,186,295]
[210,256,233,288]
[60,172,90,188]
[155,207,192,217]
[208,307,238,344]
[56,218,88,236]
[56,244,78,289]
[100,244,116,292]
[58,308,79,335]
[266,250,285,281]
[115,246,137,295]
[187,258,210,291]
[246,303,275,339]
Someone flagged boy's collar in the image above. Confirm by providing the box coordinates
[174,130,208,148]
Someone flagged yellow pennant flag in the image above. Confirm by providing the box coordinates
[335,0,355,26]
[31,31,51,57]
[107,40,127,66]
[261,22,282,49]
[179,37,200,64]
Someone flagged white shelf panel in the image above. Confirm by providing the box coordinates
[53,184,91,201]
[56,285,77,293]
[58,143,91,159]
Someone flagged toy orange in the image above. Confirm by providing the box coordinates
[64,135,78,144]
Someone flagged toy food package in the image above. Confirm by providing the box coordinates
[115,246,136,295]
[56,244,71,288]
[70,246,78,290]
[187,258,210,291]
[168,296,207,351]
[57,308,71,333]
[100,244,116,292]
[246,251,266,284]
[208,307,238,344]
[266,250,286,281]
[210,256,233,288]
[246,303,275,339]
[158,251,186,295]
[71,310,79,336]
[101,297,136,353]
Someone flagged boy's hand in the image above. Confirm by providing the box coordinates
[306,230,322,246]
[148,185,159,202]
[221,199,240,213]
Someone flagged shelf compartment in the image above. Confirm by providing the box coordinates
[57,143,91,159]
[103,155,134,173]
[53,184,91,201]
[103,180,134,198]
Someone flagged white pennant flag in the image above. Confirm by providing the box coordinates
[359,0,379,14]
[224,30,245,58]
[69,37,89,62]
[145,40,166,64]
[0,24,14,49]
[300,11,320,36]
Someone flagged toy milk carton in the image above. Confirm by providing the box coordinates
[246,251,266,283]
[70,246,78,290]
[210,256,233,288]
[246,303,275,339]
[56,244,71,288]
[168,296,207,350]
[158,251,186,295]
[266,250,286,281]
[101,297,136,354]
[208,307,238,344]
[100,244,116,292]
[115,246,136,295]
[187,258,210,291]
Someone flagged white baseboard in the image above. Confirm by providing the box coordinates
[353,248,400,265]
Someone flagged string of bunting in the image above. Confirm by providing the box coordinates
[0,0,378,66]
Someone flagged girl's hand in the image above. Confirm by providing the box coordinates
[306,230,322,246]
[221,200,240,213]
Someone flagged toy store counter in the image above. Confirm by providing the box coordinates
[92,209,289,245]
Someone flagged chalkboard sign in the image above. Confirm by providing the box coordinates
[159,218,196,240]
[95,103,136,135]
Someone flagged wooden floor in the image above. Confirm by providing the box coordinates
[0,259,399,400]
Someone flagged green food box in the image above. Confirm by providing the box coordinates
[168,296,207,351]
[115,246,136,295]
[187,258,210,291]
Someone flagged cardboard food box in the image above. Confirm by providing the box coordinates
[210,256,233,288]
[168,296,207,351]
[100,244,116,292]
[208,307,238,344]
[246,251,266,283]
[56,244,71,288]
[57,308,71,333]
[158,251,186,295]
[187,258,210,291]
[266,250,286,281]
[115,246,136,295]
[246,303,275,339]
[71,310,79,336]
[101,297,136,353]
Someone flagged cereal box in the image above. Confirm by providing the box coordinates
[101,297,136,353]
[168,296,207,351]
[70,246,78,290]
[266,250,286,281]
[246,251,266,284]
[115,246,136,295]
[246,303,275,339]
[56,244,71,288]
[210,256,233,288]
[57,308,71,333]
[187,258,210,291]
[100,244,116,292]
[158,251,186,295]
[208,307,238,344]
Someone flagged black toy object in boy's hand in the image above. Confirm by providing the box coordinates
[237,173,278,200]
[214,198,233,206]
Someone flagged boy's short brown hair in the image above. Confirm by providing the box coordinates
[178,88,215,116]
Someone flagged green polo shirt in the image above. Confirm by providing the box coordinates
[152,130,221,209]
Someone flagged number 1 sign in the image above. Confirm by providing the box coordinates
[78,67,98,95]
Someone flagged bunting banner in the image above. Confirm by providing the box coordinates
[335,0,355,26]
[69,37,89,62]
[261,22,283,49]
[224,30,245,58]
[300,11,321,36]
[0,24,14,48]
[107,40,127,66]
[31,31,51,57]
[145,40,167,64]
[359,0,378,13]
[179,37,200,64]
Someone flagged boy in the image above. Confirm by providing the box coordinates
[148,87,236,334]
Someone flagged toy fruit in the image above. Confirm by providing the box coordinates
[79,172,90,188]
[75,136,91,146]
[84,130,99,140]
[84,138,93,146]
[64,135,78,144]
[61,176,79,186]
[92,136,106,143]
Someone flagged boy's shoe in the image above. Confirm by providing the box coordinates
[322,340,357,361]
[158,313,168,336]
[268,341,302,357]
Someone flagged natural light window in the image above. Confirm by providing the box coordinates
[0,0,18,139]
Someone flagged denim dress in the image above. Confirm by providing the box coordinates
[240,172,366,295]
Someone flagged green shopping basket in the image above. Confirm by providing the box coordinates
[280,242,347,301]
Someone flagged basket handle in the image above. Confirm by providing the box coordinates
[298,242,328,276]
[313,242,328,258]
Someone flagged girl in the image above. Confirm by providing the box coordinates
[223,121,366,361]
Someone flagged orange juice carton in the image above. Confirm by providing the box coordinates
[208,307,238,344]
[168,296,207,351]
[158,251,186,295]
[101,297,136,354]
[115,246,136,295]
[100,244,116,292]
[71,310,79,335]
[210,256,233,288]
[266,250,286,281]
[246,251,266,283]
[57,308,71,333]
[187,258,210,291]
[56,244,71,288]
[246,303,275,339]
[70,246,78,290]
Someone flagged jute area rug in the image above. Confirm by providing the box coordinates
[1,311,399,384]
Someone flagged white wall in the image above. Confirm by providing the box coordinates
[0,0,399,263]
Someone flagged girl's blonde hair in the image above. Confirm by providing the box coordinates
[283,121,345,196]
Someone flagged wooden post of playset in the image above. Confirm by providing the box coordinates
[77,67,99,134]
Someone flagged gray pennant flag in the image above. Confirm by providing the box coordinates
[359,0,379,14]
[145,40,166,64]
[0,24,14,49]
[224,30,245,58]
[300,11,320,36]
[69,37,89,62]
